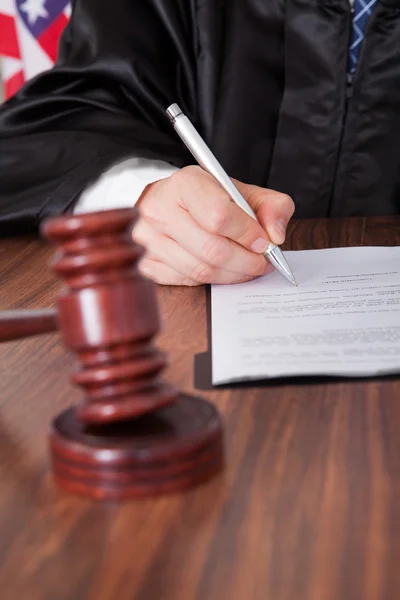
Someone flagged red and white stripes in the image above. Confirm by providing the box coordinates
[0,0,71,100]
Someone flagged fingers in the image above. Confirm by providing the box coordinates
[133,217,273,286]
[234,179,295,245]
[160,204,269,278]
[139,256,265,286]
[174,167,272,255]
[139,258,197,286]
[134,217,214,284]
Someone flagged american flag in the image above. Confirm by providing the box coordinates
[0,0,71,100]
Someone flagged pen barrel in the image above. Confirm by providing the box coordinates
[167,104,295,284]
[172,115,257,221]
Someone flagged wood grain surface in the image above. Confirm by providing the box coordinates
[0,216,400,600]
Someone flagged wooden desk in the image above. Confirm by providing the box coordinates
[1,216,400,600]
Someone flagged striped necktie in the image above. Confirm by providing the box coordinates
[349,0,377,73]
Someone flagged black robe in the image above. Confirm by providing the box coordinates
[0,0,399,236]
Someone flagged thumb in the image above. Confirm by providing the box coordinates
[233,180,295,245]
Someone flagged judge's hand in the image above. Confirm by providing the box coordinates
[132,166,294,286]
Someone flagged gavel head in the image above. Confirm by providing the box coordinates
[41,208,177,425]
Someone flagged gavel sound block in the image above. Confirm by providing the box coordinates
[0,209,224,500]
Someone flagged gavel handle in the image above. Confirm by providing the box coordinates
[0,309,59,342]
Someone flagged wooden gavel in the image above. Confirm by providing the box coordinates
[0,208,223,500]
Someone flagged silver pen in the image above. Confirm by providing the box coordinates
[166,103,297,286]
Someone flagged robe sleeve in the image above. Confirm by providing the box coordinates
[0,0,197,235]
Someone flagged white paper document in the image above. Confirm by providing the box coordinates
[211,247,400,384]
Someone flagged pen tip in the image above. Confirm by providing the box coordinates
[263,245,297,287]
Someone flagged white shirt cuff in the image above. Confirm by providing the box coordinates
[74,157,179,214]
